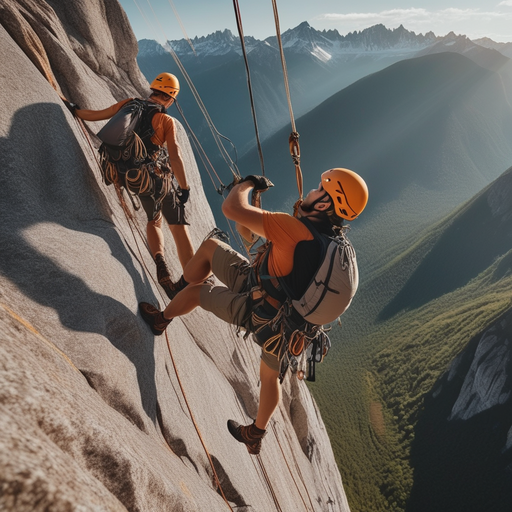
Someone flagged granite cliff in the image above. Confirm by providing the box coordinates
[0,0,349,510]
[408,308,512,511]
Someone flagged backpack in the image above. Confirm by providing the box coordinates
[96,99,172,201]
[282,217,359,325]
[249,217,358,382]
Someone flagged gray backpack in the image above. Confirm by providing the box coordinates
[280,218,359,326]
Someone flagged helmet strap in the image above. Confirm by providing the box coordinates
[300,192,330,213]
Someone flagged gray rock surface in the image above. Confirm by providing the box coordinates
[449,320,512,421]
[0,0,349,510]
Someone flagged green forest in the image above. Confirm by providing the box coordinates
[309,218,512,511]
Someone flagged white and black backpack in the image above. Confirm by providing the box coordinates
[250,217,359,381]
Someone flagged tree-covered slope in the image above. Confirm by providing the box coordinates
[310,165,512,511]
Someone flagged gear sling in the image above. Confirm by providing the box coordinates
[248,217,359,382]
[96,98,175,217]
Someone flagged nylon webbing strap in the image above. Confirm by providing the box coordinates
[289,131,303,216]
[271,0,304,214]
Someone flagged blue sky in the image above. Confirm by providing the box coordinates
[118,0,512,43]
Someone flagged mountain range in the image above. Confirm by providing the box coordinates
[137,22,512,153]
[137,23,445,158]
[137,21,512,511]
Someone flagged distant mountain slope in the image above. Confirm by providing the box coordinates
[417,32,509,71]
[314,165,512,512]
[380,166,512,319]
[238,52,512,272]
[474,37,512,59]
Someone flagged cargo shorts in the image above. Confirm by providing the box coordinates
[139,189,189,225]
[199,240,280,372]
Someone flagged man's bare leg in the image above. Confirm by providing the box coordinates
[160,238,220,319]
[255,360,281,430]
[169,224,194,270]
[146,216,165,258]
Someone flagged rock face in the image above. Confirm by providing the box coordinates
[408,308,512,512]
[0,1,349,510]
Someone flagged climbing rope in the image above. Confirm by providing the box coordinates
[232,0,266,176]
[166,0,197,56]
[164,331,233,508]
[173,100,250,255]
[271,422,315,510]
[71,115,234,510]
[0,302,80,373]
[270,0,304,215]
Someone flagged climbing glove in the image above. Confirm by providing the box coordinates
[177,187,190,204]
[242,175,274,192]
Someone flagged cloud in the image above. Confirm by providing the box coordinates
[318,7,506,24]
[313,7,512,37]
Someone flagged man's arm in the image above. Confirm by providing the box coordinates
[75,98,133,122]
[222,181,266,238]
[164,117,188,190]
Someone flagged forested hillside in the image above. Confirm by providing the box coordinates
[312,166,512,511]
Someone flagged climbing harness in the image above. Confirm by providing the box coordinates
[244,214,358,382]
[95,98,177,217]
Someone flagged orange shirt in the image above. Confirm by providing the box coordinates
[262,212,313,277]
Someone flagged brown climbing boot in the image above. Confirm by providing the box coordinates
[154,275,189,301]
[155,254,189,300]
[139,302,172,336]
[227,420,266,455]
[155,254,177,300]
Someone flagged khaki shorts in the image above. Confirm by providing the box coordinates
[199,241,280,372]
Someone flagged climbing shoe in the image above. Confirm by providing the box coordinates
[155,254,176,300]
[139,302,172,336]
[162,275,189,300]
[227,420,266,455]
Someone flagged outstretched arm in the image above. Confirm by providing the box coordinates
[222,181,266,238]
[75,98,133,122]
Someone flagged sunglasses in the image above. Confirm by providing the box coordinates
[155,91,172,101]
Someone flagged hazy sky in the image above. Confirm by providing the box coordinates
[118,0,512,43]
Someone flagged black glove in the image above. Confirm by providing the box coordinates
[177,187,190,204]
[242,175,274,192]
[63,99,80,116]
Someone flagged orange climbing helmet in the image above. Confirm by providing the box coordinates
[321,168,368,220]
[150,72,180,98]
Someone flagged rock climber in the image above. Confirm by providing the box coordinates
[66,73,193,299]
[138,169,368,454]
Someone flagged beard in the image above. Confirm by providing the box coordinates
[299,192,330,214]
